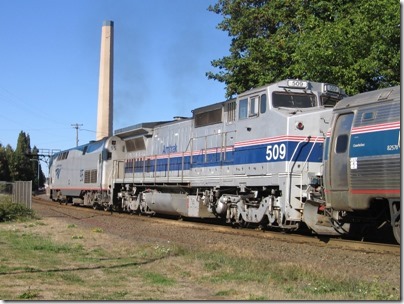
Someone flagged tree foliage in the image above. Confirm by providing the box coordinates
[0,131,45,190]
[207,0,400,97]
[0,145,12,181]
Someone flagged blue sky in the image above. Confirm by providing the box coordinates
[0,0,230,156]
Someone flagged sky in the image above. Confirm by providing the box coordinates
[0,0,231,162]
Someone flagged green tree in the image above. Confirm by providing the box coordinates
[0,144,12,181]
[207,0,400,97]
[10,131,36,182]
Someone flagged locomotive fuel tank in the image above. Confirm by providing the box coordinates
[142,191,216,218]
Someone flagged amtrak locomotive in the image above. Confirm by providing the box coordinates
[48,79,401,243]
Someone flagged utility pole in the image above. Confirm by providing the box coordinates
[71,123,83,147]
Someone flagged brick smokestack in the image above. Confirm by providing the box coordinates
[96,20,114,140]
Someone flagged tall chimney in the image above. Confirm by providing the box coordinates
[96,20,114,140]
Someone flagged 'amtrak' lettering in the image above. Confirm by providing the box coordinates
[163,144,177,154]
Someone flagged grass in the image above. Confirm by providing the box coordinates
[0,225,399,300]
[0,196,399,300]
[192,251,398,300]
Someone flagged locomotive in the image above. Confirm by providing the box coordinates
[47,79,401,243]
[48,136,126,208]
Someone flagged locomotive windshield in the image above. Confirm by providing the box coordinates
[321,95,341,107]
[272,92,316,108]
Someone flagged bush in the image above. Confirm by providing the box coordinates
[0,197,37,222]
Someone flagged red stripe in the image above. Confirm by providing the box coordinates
[50,187,108,191]
[325,189,400,195]
[350,189,400,195]
[351,121,400,134]
[235,135,324,147]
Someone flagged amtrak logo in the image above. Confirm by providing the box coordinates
[55,167,62,179]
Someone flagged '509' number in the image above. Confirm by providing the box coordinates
[266,144,286,161]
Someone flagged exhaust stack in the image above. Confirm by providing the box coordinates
[96,20,114,140]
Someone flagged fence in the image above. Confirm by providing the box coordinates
[0,181,32,209]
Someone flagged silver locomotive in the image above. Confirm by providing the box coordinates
[111,79,345,231]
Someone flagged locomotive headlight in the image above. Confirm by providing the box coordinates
[295,121,304,130]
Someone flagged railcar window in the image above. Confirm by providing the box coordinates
[249,96,259,116]
[362,112,375,121]
[335,135,349,153]
[239,98,248,119]
[272,92,316,108]
[260,94,267,114]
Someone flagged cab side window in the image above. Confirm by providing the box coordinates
[260,94,267,114]
[239,99,248,120]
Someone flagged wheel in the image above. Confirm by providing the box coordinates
[393,217,400,244]
[390,201,400,244]
[238,216,249,228]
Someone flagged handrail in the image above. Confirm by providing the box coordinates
[300,136,321,173]
[115,130,236,185]
[287,136,311,174]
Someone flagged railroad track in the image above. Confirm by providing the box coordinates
[32,195,400,256]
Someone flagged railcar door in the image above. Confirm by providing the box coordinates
[328,112,354,210]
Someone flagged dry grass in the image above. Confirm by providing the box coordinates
[0,217,399,300]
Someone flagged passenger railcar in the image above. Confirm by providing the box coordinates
[304,85,400,243]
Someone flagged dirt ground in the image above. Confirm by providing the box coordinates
[1,196,400,300]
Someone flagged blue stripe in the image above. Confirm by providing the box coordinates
[125,141,324,173]
[350,129,400,157]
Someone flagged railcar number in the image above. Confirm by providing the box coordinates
[266,144,286,161]
[387,145,399,151]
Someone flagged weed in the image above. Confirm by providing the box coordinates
[215,289,235,296]
[60,273,84,283]
[18,287,39,299]
[0,198,37,222]
[142,271,176,286]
